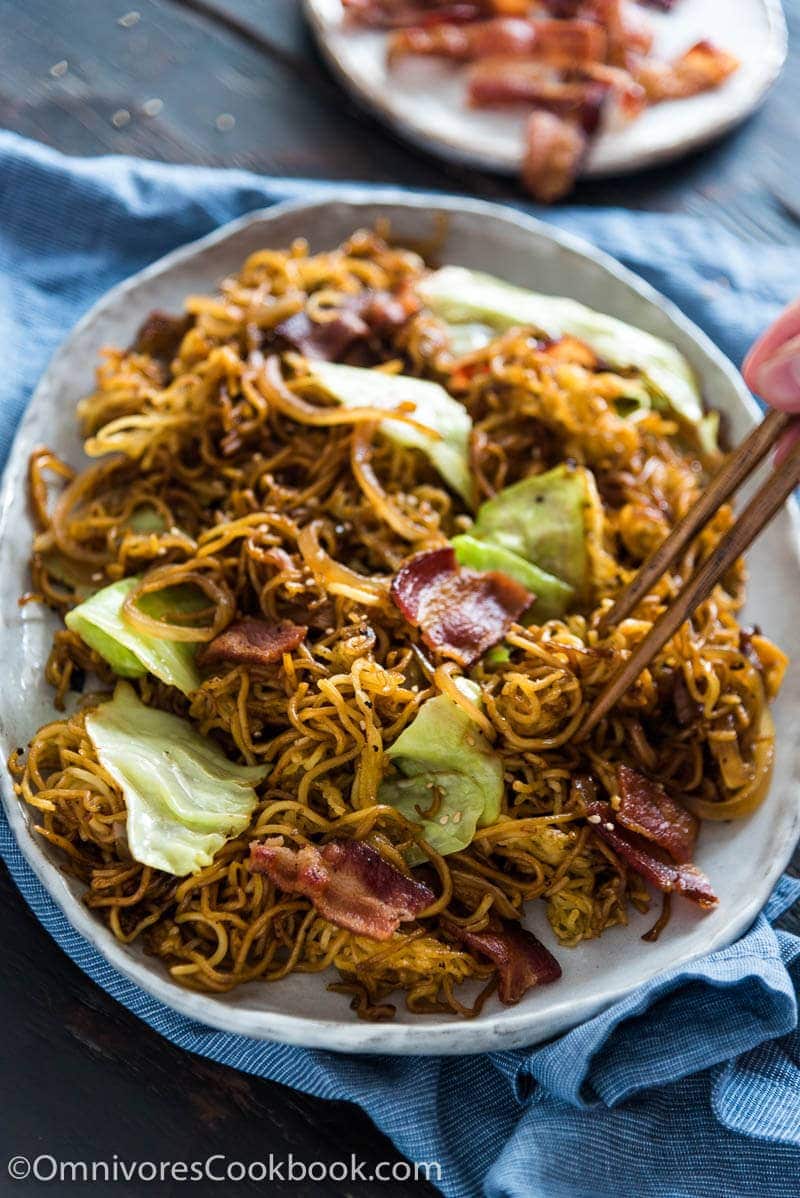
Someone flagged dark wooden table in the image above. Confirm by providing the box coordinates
[1,2,798,1194]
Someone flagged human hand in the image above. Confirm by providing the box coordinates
[742,299,800,460]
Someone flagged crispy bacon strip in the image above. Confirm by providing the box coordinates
[636,40,740,103]
[391,546,532,667]
[345,0,531,25]
[616,763,698,864]
[539,0,582,15]
[343,0,487,28]
[275,290,417,362]
[586,802,717,909]
[575,61,646,119]
[469,59,610,130]
[522,110,587,203]
[197,618,307,669]
[389,17,607,66]
[540,0,652,62]
[468,58,644,126]
[446,917,562,1003]
[249,838,435,940]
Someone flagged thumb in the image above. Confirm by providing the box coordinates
[742,299,800,412]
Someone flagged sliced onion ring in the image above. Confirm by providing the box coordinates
[350,421,439,544]
[122,561,236,642]
[257,355,440,440]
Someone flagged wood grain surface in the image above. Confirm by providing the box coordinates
[0,2,797,1193]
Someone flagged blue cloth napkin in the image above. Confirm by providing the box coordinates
[2,130,800,1198]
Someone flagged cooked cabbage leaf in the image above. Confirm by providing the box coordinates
[85,682,267,876]
[65,577,202,695]
[379,679,502,856]
[308,361,474,506]
[127,506,168,533]
[468,463,597,600]
[418,266,706,431]
[451,533,573,622]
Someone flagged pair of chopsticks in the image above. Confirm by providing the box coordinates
[582,408,800,737]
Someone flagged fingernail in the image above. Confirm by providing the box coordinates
[755,341,800,406]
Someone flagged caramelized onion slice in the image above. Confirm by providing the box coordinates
[298,520,390,607]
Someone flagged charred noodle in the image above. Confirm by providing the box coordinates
[11,229,786,1019]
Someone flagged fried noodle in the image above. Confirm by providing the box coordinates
[11,229,787,1017]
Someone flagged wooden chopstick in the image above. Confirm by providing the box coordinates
[581,423,800,738]
[599,407,792,630]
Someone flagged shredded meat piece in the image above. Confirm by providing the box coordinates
[391,546,532,667]
[389,17,607,65]
[197,618,307,669]
[672,671,700,727]
[132,310,192,364]
[521,110,587,202]
[739,624,764,673]
[445,916,562,1003]
[274,289,417,362]
[249,838,435,940]
[636,40,740,102]
[570,772,598,806]
[586,802,717,909]
[616,763,698,864]
[275,308,370,362]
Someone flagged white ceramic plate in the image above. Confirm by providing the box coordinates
[1,193,798,1054]
[304,0,787,178]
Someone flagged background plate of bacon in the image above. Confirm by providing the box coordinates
[305,0,787,201]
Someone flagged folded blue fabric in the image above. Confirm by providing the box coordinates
[1,130,799,1198]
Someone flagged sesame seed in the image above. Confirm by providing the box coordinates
[466,735,475,746]
[50,60,68,78]
[439,814,449,825]
[118,11,141,27]
[215,112,236,132]
[604,821,615,831]
[452,811,462,824]
[111,108,131,128]
[142,97,163,117]
[587,814,601,825]
[425,781,435,789]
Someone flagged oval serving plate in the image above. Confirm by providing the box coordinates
[305,0,787,180]
[1,193,798,1054]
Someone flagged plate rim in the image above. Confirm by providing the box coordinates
[303,0,788,180]
[1,187,798,1054]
